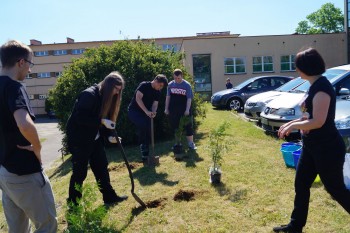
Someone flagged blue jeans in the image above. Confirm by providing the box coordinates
[128,109,151,157]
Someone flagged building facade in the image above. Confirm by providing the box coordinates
[27,32,347,114]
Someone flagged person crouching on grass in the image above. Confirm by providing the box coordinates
[66,71,128,206]
[128,74,168,163]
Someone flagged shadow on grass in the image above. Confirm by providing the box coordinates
[49,155,72,179]
[133,166,179,186]
[211,182,248,202]
[118,206,146,232]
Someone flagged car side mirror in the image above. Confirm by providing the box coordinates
[339,88,350,96]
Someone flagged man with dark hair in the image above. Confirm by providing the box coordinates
[165,69,196,150]
[0,40,57,232]
[226,78,233,89]
[128,74,168,162]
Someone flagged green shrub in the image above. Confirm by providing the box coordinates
[66,183,108,233]
[48,40,206,153]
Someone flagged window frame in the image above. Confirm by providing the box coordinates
[37,72,51,78]
[34,51,49,57]
[280,55,296,72]
[224,57,246,74]
[253,56,274,73]
[53,50,68,56]
[71,48,85,55]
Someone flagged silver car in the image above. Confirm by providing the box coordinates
[244,77,305,120]
[260,64,350,133]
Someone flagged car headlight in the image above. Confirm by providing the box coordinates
[272,108,295,116]
[335,117,350,129]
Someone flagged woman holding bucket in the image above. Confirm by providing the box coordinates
[274,48,350,233]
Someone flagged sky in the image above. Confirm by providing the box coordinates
[0,0,345,45]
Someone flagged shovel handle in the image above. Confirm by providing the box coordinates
[151,117,155,155]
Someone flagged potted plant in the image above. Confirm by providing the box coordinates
[173,116,191,160]
[208,121,230,184]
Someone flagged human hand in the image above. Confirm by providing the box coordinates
[108,136,122,144]
[101,119,116,129]
[278,124,294,139]
[145,111,153,118]
[17,144,42,164]
[184,110,190,116]
[151,112,157,118]
[164,109,169,115]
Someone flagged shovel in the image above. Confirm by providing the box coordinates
[115,132,146,208]
[147,117,160,166]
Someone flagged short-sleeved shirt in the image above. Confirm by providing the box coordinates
[0,76,41,175]
[167,80,193,114]
[226,82,233,89]
[302,76,339,143]
[128,82,161,113]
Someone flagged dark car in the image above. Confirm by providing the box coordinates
[210,76,293,110]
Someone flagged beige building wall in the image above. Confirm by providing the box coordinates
[182,33,347,95]
[26,33,347,115]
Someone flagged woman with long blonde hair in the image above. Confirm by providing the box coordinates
[66,71,128,206]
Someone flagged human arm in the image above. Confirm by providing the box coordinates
[184,98,192,116]
[278,92,330,138]
[14,109,42,163]
[136,90,153,118]
[164,96,170,115]
[74,91,101,128]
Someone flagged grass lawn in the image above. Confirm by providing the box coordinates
[1,103,349,232]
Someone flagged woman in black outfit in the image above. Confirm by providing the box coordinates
[66,71,128,206]
[274,48,350,233]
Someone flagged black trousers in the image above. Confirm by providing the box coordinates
[290,134,350,228]
[128,109,151,156]
[68,137,117,204]
[169,111,194,137]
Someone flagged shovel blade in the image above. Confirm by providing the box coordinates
[147,156,160,166]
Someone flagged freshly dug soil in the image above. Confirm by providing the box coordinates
[173,189,196,202]
[108,162,141,171]
[145,198,167,208]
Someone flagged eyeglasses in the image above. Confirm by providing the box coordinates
[17,58,35,68]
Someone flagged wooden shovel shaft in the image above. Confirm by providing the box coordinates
[151,117,155,155]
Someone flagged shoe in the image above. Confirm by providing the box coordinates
[188,142,197,150]
[273,224,302,233]
[104,195,128,206]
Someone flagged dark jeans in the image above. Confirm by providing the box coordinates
[290,135,350,228]
[169,112,193,137]
[68,138,117,204]
[128,109,151,157]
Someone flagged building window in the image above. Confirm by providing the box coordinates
[224,57,246,74]
[55,72,62,77]
[53,50,68,56]
[39,94,47,100]
[26,74,32,79]
[162,44,179,52]
[34,51,49,57]
[72,49,85,55]
[28,94,34,100]
[37,72,51,78]
[253,56,274,73]
[281,55,296,71]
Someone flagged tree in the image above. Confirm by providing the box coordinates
[49,40,206,153]
[295,3,344,34]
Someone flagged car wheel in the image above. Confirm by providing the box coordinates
[228,98,243,111]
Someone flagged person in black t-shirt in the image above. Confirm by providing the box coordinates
[128,75,168,162]
[273,48,350,233]
[0,40,57,232]
[66,71,128,206]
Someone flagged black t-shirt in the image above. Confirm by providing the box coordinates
[167,80,194,114]
[0,76,41,175]
[302,76,339,143]
[128,82,160,113]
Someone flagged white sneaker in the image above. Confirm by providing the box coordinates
[188,142,197,150]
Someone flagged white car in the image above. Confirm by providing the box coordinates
[244,77,305,120]
[260,64,350,133]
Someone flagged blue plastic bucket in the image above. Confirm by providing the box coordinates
[293,149,302,169]
[280,144,302,168]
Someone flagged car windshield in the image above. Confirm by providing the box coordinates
[276,78,304,92]
[234,77,255,89]
[292,69,349,93]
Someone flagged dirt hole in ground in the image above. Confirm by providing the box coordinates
[108,162,141,172]
[173,189,196,202]
[145,198,167,208]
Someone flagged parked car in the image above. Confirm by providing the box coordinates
[335,96,350,153]
[210,76,293,111]
[244,77,305,120]
[260,64,350,133]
